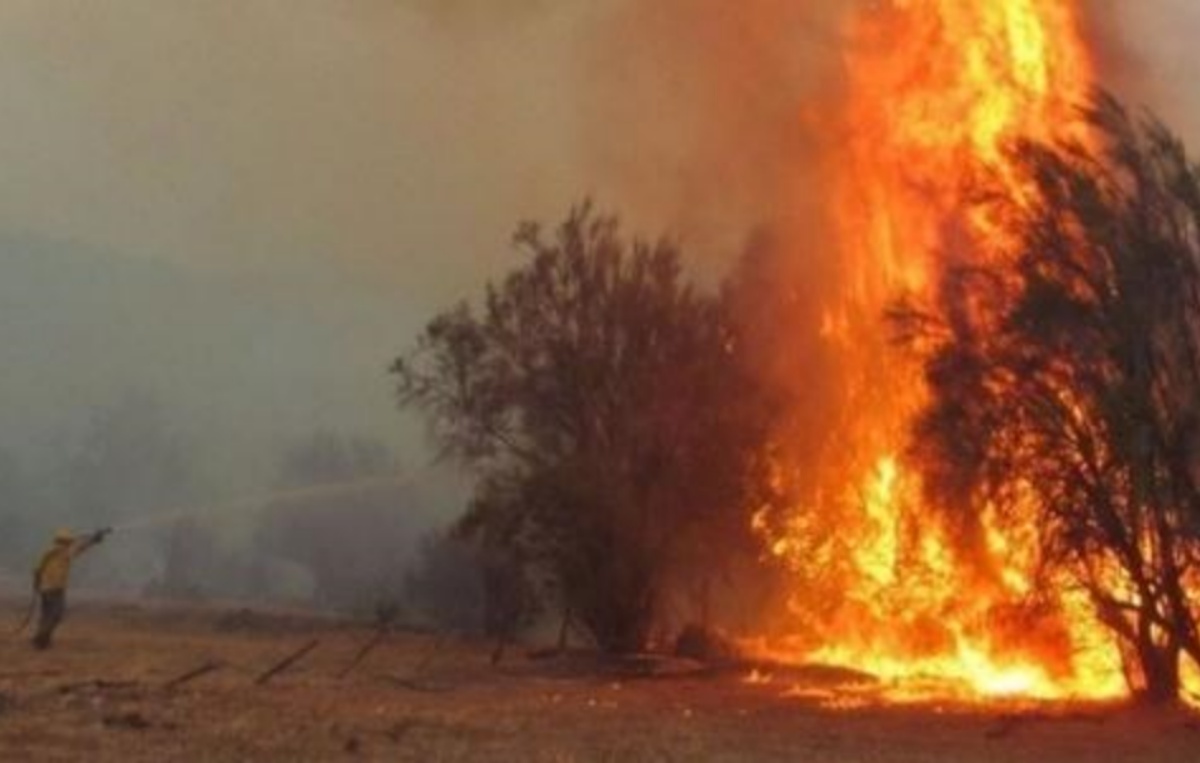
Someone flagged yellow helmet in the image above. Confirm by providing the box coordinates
[53,528,74,544]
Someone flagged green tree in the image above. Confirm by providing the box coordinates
[394,203,780,653]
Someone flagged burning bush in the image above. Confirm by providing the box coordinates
[393,203,781,653]
[902,95,1200,704]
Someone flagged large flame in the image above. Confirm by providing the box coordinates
[759,0,1137,701]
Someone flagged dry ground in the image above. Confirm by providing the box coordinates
[0,597,1197,762]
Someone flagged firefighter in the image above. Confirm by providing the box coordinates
[30,527,111,649]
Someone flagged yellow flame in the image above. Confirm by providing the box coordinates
[757,0,1147,702]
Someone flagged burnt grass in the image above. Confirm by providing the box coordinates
[0,597,1196,762]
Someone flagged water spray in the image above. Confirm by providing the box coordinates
[9,475,422,637]
[109,476,415,534]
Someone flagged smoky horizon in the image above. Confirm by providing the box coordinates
[0,1,1199,690]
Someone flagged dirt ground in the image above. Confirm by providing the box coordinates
[0,598,1197,762]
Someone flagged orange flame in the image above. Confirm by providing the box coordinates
[758,0,1142,701]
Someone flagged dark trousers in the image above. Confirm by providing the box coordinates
[33,589,66,650]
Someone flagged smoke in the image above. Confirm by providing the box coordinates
[580,1,853,267]
[578,0,1200,403]
[575,1,1200,631]
[0,0,603,300]
[404,0,556,31]
[583,1,1200,264]
[1,0,1198,603]
[1088,0,1200,139]
[0,0,601,588]
[0,1,615,463]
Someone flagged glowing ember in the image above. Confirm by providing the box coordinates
[743,669,775,685]
[756,0,1142,701]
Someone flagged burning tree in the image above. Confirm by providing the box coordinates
[905,95,1200,704]
[393,203,780,653]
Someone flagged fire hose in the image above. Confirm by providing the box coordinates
[9,591,37,636]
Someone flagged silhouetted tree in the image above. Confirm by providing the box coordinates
[403,530,486,633]
[252,432,403,610]
[394,202,781,653]
[252,480,417,611]
[902,95,1200,704]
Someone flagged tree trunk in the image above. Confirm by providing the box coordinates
[1129,605,1182,705]
[1134,639,1181,705]
[583,595,655,654]
[556,605,572,653]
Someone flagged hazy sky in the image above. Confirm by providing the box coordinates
[0,1,1196,490]
[0,1,1193,288]
[1114,0,1200,138]
[0,1,605,296]
[0,0,609,484]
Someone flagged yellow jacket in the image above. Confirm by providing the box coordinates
[33,534,98,593]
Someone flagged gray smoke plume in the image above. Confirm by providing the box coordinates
[0,0,1195,600]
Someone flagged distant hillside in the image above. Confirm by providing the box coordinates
[0,234,420,490]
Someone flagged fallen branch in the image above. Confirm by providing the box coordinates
[409,633,447,677]
[56,679,139,695]
[9,590,37,636]
[378,674,451,693]
[163,660,222,690]
[102,711,152,731]
[0,669,64,680]
[338,629,389,679]
[256,640,320,686]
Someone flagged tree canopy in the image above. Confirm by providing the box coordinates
[903,95,1200,703]
[394,203,781,652]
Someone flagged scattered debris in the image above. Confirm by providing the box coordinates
[674,624,741,664]
[214,608,332,635]
[339,628,389,679]
[986,711,1107,740]
[0,669,65,680]
[375,634,449,691]
[56,679,139,695]
[985,715,1024,740]
[102,711,152,730]
[410,634,447,675]
[608,654,708,680]
[163,660,223,690]
[215,608,259,632]
[384,720,417,743]
[256,639,320,685]
[379,674,451,694]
